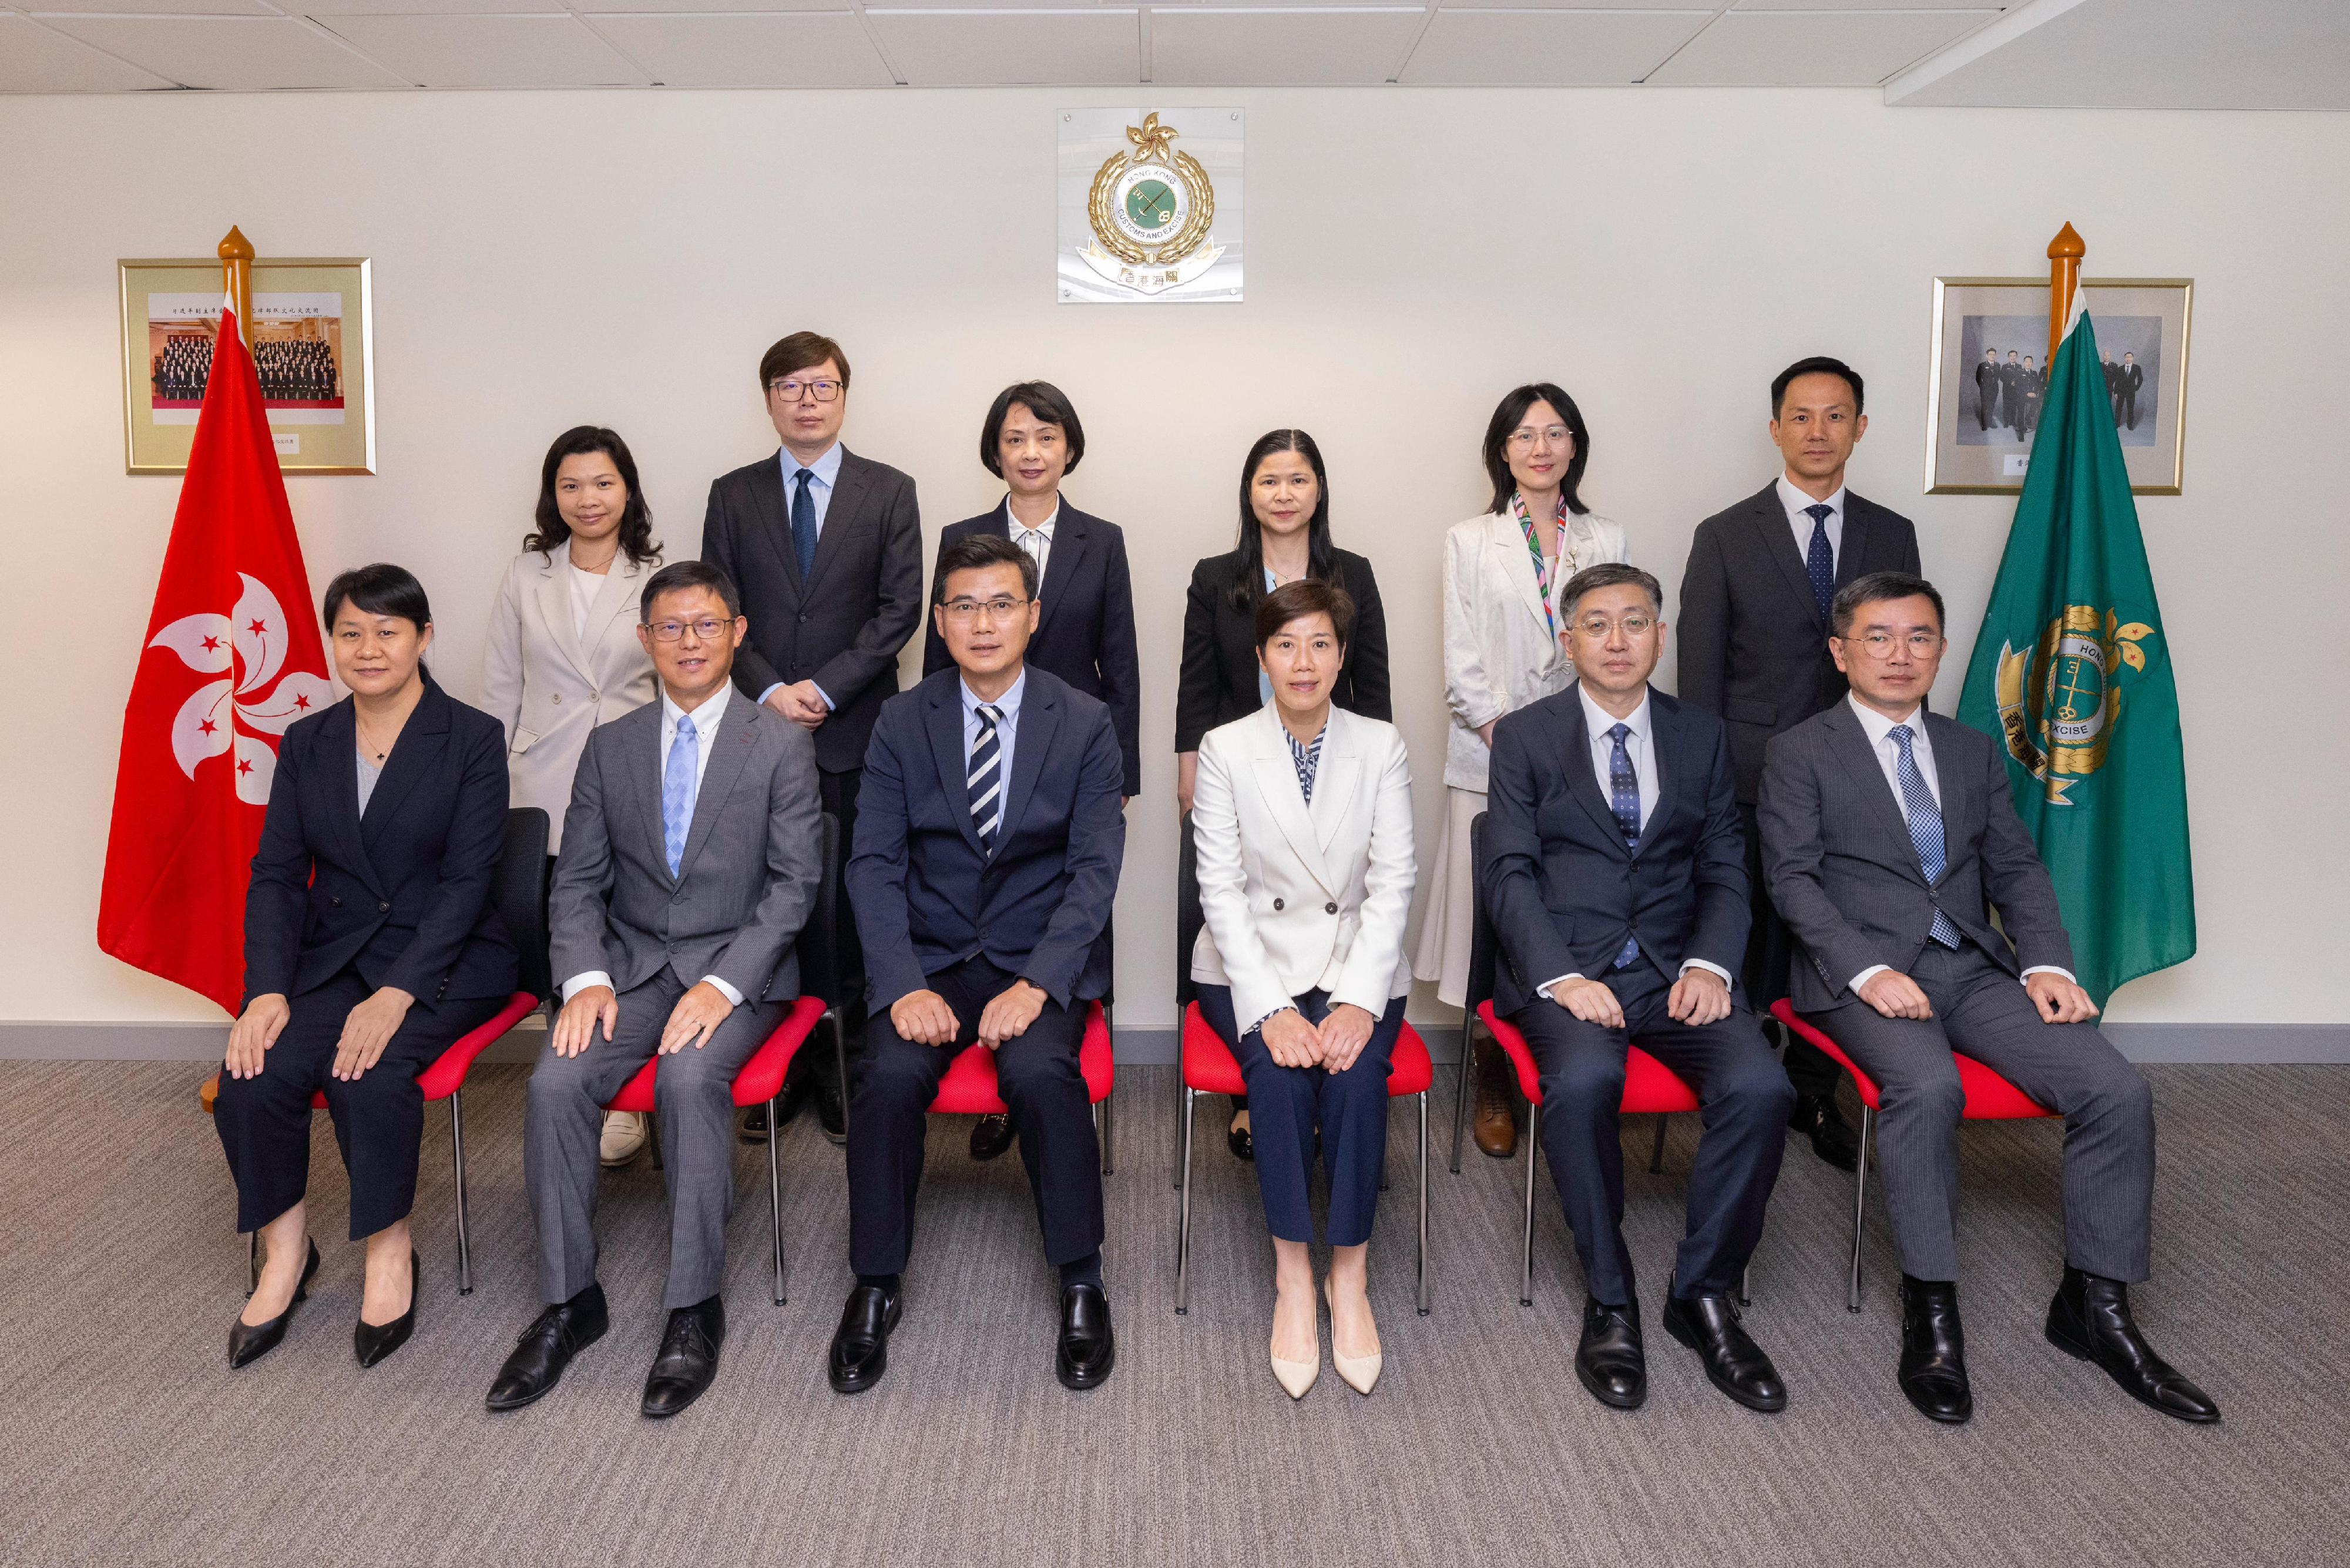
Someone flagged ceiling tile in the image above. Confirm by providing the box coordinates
[1150,8,1426,84]
[1650,9,1998,86]
[568,0,851,11]
[1888,0,2350,110]
[1737,0,2005,9]
[864,9,1139,86]
[1401,9,1707,84]
[314,14,650,86]
[0,14,175,90]
[583,12,894,85]
[296,0,565,16]
[38,16,410,88]
[23,0,276,14]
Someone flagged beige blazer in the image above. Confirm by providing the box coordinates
[479,540,659,851]
[1439,506,1628,792]
[1189,704,1417,1030]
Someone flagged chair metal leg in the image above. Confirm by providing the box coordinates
[1520,1103,1540,1306]
[1171,1050,1187,1191]
[1100,1006,1114,1176]
[450,1088,474,1296]
[767,1095,787,1305]
[830,1010,851,1146]
[1096,1099,1112,1176]
[248,1230,259,1293]
[647,1116,664,1171]
[1848,1104,1874,1313]
[1649,1113,1668,1175]
[1740,1267,1751,1308]
[1449,1019,1477,1174]
[1416,1091,1431,1316]
[1175,1087,1196,1314]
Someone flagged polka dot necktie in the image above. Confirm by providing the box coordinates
[1804,502,1835,624]
[1606,723,1643,970]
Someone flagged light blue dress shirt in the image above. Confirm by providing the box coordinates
[760,441,847,710]
[961,667,1026,811]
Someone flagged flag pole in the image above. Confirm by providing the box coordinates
[2046,221,2084,365]
[217,225,255,345]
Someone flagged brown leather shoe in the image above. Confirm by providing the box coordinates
[1472,1040,1518,1159]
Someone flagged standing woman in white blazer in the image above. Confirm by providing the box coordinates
[480,425,662,1166]
[1191,579,1416,1399]
[1412,384,1627,1159]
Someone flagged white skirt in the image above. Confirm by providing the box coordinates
[1411,785,1485,1008]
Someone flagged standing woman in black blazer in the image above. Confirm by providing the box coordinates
[1175,429,1391,1156]
[924,381,1142,1164]
[215,564,517,1370]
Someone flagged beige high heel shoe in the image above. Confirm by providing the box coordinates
[1271,1292,1320,1399]
[1324,1278,1382,1395]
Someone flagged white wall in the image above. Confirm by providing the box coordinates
[3,87,2343,1029]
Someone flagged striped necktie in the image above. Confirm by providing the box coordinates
[1889,725,1962,948]
[1606,723,1641,969]
[968,704,1005,853]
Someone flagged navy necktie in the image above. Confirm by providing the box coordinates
[1889,725,1962,948]
[791,467,818,582]
[1803,502,1835,624]
[1606,722,1641,969]
[968,704,1004,854]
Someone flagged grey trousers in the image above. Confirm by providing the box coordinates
[525,968,783,1309]
[1802,941,2154,1283]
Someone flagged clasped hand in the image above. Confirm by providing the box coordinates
[1261,1003,1377,1072]
[764,681,828,731]
[892,979,1048,1050]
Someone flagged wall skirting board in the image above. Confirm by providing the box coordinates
[4,1021,2347,1067]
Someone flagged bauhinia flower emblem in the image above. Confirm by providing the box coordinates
[149,573,335,804]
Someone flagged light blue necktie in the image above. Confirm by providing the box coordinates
[663,713,697,878]
[1889,725,1961,948]
[1605,723,1642,970]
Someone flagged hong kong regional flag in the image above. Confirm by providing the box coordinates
[99,307,333,1015]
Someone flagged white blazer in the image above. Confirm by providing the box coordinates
[1189,704,1417,1030]
[1439,506,1628,792]
[479,540,659,851]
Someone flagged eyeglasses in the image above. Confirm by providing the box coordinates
[768,378,841,403]
[940,596,1031,624]
[1570,615,1654,640]
[1507,425,1573,452]
[1847,631,1943,658]
[645,617,733,642]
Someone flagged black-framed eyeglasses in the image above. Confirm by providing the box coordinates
[940,597,1031,624]
[645,617,733,642]
[768,377,841,403]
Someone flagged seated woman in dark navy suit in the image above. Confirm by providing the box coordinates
[216,563,516,1370]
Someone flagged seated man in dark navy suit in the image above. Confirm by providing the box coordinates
[1483,563,1796,1415]
[830,532,1125,1395]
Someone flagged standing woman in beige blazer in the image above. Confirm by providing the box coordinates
[481,425,662,1166]
[1412,385,1626,1158]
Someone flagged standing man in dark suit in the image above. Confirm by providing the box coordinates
[2119,352,2145,429]
[1973,347,2002,432]
[1999,351,2026,437]
[1485,563,1794,1415]
[702,331,922,1141]
[1760,572,2216,1428]
[2102,355,2122,423]
[830,532,1124,1396]
[2019,356,2044,441]
[1678,356,1920,1173]
[922,380,1141,1164]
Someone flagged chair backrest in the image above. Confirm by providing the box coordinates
[795,812,842,1005]
[1174,811,1203,1009]
[1465,810,1501,1018]
[494,807,553,1001]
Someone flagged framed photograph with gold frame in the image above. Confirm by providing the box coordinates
[119,257,375,475]
[1925,276,2190,495]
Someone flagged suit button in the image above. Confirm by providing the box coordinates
[552,693,562,704]
[330,897,341,907]
[799,613,810,623]
[589,690,600,701]
[672,892,686,905]
[377,901,390,913]
[1325,902,1338,915]
[1273,898,1284,911]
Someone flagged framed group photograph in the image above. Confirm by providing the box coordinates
[1925,276,2191,495]
[119,256,376,475]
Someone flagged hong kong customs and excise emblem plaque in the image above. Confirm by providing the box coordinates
[1058,109,1242,304]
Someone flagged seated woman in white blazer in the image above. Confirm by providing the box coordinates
[480,426,662,1167]
[1190,578,1416,1399]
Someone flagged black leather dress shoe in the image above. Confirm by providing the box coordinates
[228,1237,320,1369]
[814,1082,847,1146]
[1228,1103,1253,1161]
[354,1251,421,1369]
[969,1113,1016,1162]
[486,1288,610,1412]
[1662,1281,1787,1412]
[1788,1094,1860,1172]
[1574,1296,1646,1410]
[2046,1266,2220,1424]
[1897,1276,1973,1424]
[642,1297,725,1419]
[829,1284,901,1395]
[1056,1282,1116,1391]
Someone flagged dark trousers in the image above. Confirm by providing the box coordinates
[1800,941,2154,1283]
[214,967,503,1240]
[1739,801,1837,1100]
[847,956,1103,1276]
[2119,388,2140,429]
[1195,985,1405,1247]
[798,765,866,1093]
[1510,963,1793,1305]
[1975,380,1996,430]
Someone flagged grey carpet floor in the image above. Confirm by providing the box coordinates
[1,1061,2345,1568]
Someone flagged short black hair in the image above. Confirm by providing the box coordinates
[1254,577,1355,650]
[323,563,430,632]
[981,381,1086,477]
[1559,561,1662,622]
[932,530,1037,605]
[642,560,740,621]
[1771,356,1865,419]
[758,331,849,394]
[1832,571,1945,639]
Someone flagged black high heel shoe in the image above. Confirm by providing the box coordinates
[228,1238,320,1369]
[354,1250,421,1369]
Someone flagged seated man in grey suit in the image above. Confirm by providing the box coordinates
[488,560,821,1419]
[1760,570,2216,1428]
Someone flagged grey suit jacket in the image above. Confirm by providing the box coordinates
[550,692,822,1003]
[1757,701,2074,1013]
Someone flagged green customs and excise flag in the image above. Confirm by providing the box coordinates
[1956,296,2193,1007]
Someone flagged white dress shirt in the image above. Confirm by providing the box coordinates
[962,666,1027,806]
[1777,475,1847,571]
[1842,694,2072,993]
[1536,687,1733,999]
[560,681,747,1007]
[1005,498,1058,586]
[760,440,847,711]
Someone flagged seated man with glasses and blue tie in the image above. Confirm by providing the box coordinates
[488,560,822,1419]
[829,532,1125,1396]
[1482,562,1796,1416]
[1759,571,2217,1429]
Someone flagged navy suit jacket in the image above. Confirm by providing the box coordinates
[1479,686,1751,1018]
[922,502,1142,796]
[848,666,1125,1010]
[242,675,519,1009]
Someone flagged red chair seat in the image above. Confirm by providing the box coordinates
[1475,1000,1700,1114]
[929,1000,1114,1114]
[1770,999,2053,1121]
[1181,1002,1432,1097]
[305,990,537,1110]
[606,995,830,1114]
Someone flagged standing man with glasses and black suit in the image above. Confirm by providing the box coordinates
[702,332,922,1144]
[1678,356,1921,1178]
